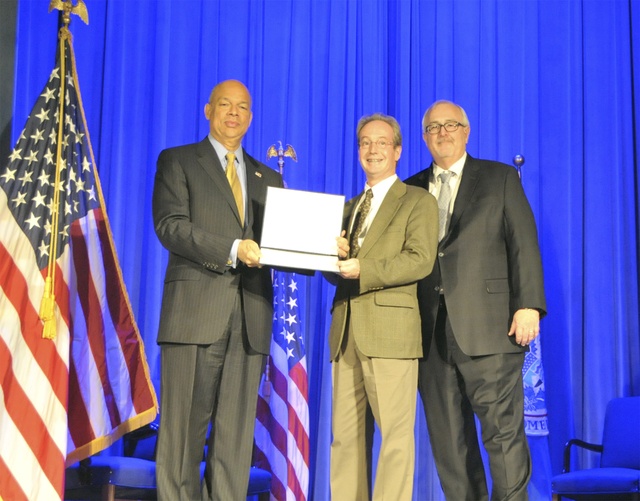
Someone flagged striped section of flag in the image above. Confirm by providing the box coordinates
[255,271,310,501]
[0,29,157,501]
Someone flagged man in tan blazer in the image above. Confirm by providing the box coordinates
[329,113,439,500]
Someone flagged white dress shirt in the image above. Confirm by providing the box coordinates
[350,174,398,249]
[429,153,467,231]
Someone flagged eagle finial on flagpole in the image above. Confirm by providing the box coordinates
[266,140,297,178]
[49,0,89,27]
[39,0,89,339]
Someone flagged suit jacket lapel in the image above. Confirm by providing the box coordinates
[358,178,405,258]
[245,150,268,229]
[195,138,243,225]
[416,167,433,192]
[344,197,359,234]
[445,155,480,242]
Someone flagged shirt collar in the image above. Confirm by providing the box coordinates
[364,173,397,199]
[208,134,242,165]
[433,152,467,180]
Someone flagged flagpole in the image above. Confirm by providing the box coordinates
[254,147,310,498]
[261,141,297,400]
[40,31,67,340]
[39,0,89,339]
[512,153,549,437]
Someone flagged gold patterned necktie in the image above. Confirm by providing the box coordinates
[349,189,373,258]
[225,152,244,226]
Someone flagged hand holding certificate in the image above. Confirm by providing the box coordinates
[259,187,345,272]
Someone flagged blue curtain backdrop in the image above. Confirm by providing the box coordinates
[9,0,640,499]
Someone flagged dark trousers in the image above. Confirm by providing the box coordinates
[418,296,531,501]
[156,293,264,501]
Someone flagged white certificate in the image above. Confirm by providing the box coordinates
[259,187,345,272]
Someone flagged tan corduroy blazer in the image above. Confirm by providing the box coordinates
[329,178,438,360]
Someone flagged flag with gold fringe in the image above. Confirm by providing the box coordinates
[0,11,157,501]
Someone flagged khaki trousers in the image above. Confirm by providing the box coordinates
[330,319,418,501]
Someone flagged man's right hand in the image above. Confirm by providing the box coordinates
[238,239,262,267]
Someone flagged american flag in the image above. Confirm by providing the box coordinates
[0,30,157,500]
[254,271,310,500]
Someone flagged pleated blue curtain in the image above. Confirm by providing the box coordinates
[10,1,640,499]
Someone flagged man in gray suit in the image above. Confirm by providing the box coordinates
[405,100,547,500]
[329,113,439,500]
[152,80,283,500]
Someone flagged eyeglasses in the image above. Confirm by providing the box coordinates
[359,139,394,149]
[425,122,467,135]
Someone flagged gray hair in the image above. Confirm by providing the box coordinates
[421,100,469,131]
[357,113,402,147]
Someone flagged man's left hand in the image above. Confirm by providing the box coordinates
[508,308,540,346]
[337,258,360,279]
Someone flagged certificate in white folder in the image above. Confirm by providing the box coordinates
[259,187,345,272]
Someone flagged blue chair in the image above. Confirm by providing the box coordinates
[551,396,640,501]
[65,423,271,500]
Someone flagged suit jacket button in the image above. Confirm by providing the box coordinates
[434,286,440,292]
[438,252,444,257]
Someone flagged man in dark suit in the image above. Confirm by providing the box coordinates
[329,113,439,500]
[405,100,547,500]
[152,80,283,500]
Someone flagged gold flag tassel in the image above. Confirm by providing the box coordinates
[39,276,57,339]
[40,2,88,338]
[39,32,68,339]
